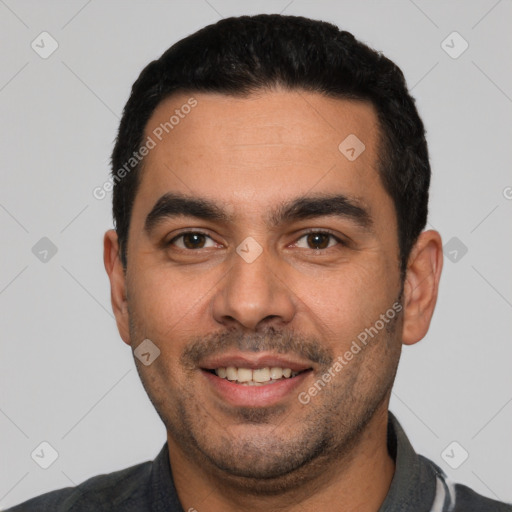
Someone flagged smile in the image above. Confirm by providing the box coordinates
[207,366,305,386]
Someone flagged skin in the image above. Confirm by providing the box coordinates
[104,89,443,512]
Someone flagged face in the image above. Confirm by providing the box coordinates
[111,89,407,488]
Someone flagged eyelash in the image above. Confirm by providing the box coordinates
[167,229,346,250]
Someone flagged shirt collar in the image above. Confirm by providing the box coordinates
[148,442,184,512]
[378,411,437,511]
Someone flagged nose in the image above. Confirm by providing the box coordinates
[211,244,296,331]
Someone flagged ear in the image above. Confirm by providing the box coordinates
[401,230,443,346]
[103,229,131,346]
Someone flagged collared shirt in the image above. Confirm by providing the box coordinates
[5,412,511,511]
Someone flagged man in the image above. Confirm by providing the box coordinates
[7,13,511,512]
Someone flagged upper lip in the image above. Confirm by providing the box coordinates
[199,352,314,373]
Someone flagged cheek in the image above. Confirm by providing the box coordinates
[128,270,178,332]
[292,260,397,345]
[127,263,217,344]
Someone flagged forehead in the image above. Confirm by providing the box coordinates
[136,89,388,221]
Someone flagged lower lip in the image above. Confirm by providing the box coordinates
[202,370,312,408]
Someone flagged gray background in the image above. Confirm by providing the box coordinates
[1,0,511,508]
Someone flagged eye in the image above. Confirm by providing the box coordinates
[294,231,343,250]
[168,232,218,250]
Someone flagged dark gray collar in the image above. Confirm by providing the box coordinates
[148,442,184,512]
[378,411,438,511]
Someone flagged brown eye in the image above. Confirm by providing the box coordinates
[306,233,330,249]
[170,232,216,249]
[294,231,342,250]
[182,233,206,249]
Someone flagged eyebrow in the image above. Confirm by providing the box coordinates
[144,192,373,234]
[144,193,230,233]
[269,195,373,230]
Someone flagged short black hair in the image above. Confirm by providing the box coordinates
[111,14,430,276]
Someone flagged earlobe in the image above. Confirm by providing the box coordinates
[103,229,131,345]
[401,230,443,346]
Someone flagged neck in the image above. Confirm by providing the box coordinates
[168,405,395,512]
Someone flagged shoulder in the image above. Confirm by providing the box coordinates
[4,459,152,512]
[453,482,512,512]
[423,456,512,512]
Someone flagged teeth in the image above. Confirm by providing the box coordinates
[226,366,237,381]
[213,366,300,384]
[270,367,283,379]
[237,368,253,382]
[253,368,270,382]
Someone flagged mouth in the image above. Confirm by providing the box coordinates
[199,353,314,407]
[204,366,310,386]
